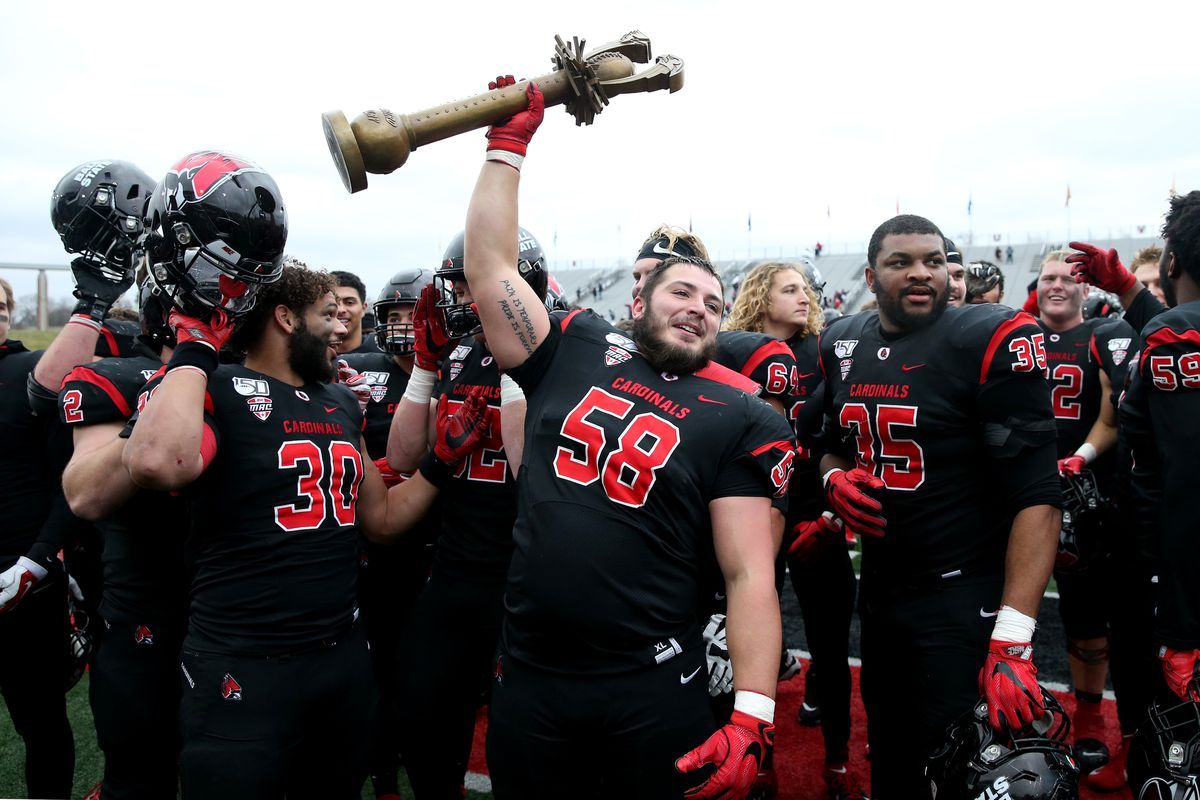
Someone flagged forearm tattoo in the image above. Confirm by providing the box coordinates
[497,279,539,356]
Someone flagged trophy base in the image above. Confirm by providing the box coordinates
[321,110,368,194]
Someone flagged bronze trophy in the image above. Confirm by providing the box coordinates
[321,32,684,193]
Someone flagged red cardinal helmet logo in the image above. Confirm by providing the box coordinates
[221,673,243,701]
[134,624,154,646]
[168,151,259,203]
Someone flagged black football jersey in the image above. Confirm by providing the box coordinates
[714,330,798,405]
[59,345,187,625]
[340,351,410,460]
[505,310,796,674]
[1038,318,1138,457]
[1119,300,1200,648]
[140,364,366,655]
[430,337,518,579]
[0,341,55,563]
[787,332,825,520]
[819,305,1060,585]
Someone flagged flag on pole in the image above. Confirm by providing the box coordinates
[747,212,752,233]
[688,214,693,233]
[1171,177,1177,197]
[895,198,900,215]
[1065,185,1072,208]
[826,204,831,218]
[967,194,973,216]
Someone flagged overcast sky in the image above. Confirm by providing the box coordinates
[1,0,1195,305]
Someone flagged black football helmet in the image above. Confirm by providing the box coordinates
[797,257,826,304]
[374,268,432,355]
[927,688,1080,800]
[1055,469,1110,574]
[142,151,287,318]
[435,227,546,338]
[138,280,176,351]
[1128,695,1200,799]
[1083,291,1123,320]
[51,160,154,278]
[544,272,570,312]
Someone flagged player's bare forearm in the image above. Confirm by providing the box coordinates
[819,453,853,475]
[32,322,99,398]
[1000,503,1060,617]
[713,496,782,698]
[500,397,526,478]
[1082,372,1118,457]
[64,422,136,519]
[464,162,549,370]
[124,370,208,490]
[386,397,434,472]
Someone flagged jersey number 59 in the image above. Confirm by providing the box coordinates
[553,387,681,508]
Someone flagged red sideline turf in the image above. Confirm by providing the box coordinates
[466,658,1132,799]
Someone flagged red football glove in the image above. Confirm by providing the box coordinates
[676,710,775,799]
[1066,241,1137,295]
[1057,455,1086,477]
[486,79,545,164]
[412,283,454,371]
[824,468,886,541]
[373,457,406,488]
[169,307,233,351]
[433,386,492,467]
[1161,646,1200,701]
[336,359,373,414]
[0,557,47,616]
[787,512,844,562]
[979,639,1043,732]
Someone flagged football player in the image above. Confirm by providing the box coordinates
[1130,245,1166,307]
[1118,191,1200,761]
[726,261,865,798]
[0,160,152,799]
[121,152,489,800]
[332,270,379,354]
[945,238,967,307]
[463,78,794,800]
[819,215,1060,797]
[386,230,542,799]
[340,268,436,800]
[1035,250,1140,780]
[59,281,186,800]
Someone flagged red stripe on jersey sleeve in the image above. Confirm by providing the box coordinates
[1089,334,1101,365]
[1139,326,1200,370]
[740,339,794,379]
[62,366,132,418]
[199,423,219,469]
[559,309,585,332]
[751,438,793,457]
[694,361,762,394]
[100,326,119,357]
[978,312,1039,385]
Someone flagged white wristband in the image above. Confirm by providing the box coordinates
[402,366,436,406]
[733,690,775,724]
[1074,442,1098,464]
[68,313,102,332]
[486,149,524,172]
[499,374,525,406]
[16,556,48,581]
[991,605,1037,643]
[821,467,844,490]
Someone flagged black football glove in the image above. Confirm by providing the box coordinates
[70,256,133,323]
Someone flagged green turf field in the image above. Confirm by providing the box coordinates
[10,327,60,350]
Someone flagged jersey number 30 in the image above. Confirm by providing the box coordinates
[554,387,681,508]
[275,440,363,532]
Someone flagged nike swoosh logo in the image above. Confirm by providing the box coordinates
[680,666,702,684]
[653,242,677,257]
[697,395,727,405]
[796,371,816,380]
[901,363,925,371]
[980,608,999,618]
[324,406,339,413]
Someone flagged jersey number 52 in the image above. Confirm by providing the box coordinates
[553,387,681,508]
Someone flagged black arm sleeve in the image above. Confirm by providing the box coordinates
[1123,287,1168,335]
[26,372,59,417]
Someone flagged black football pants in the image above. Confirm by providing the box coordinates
[396,570,506,799]
[178,625,376,800]
[859,574,1001,800]
[90,617,183,800]
[788,539,857,763]
[486,648,715,800]
[0,577,74,800]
